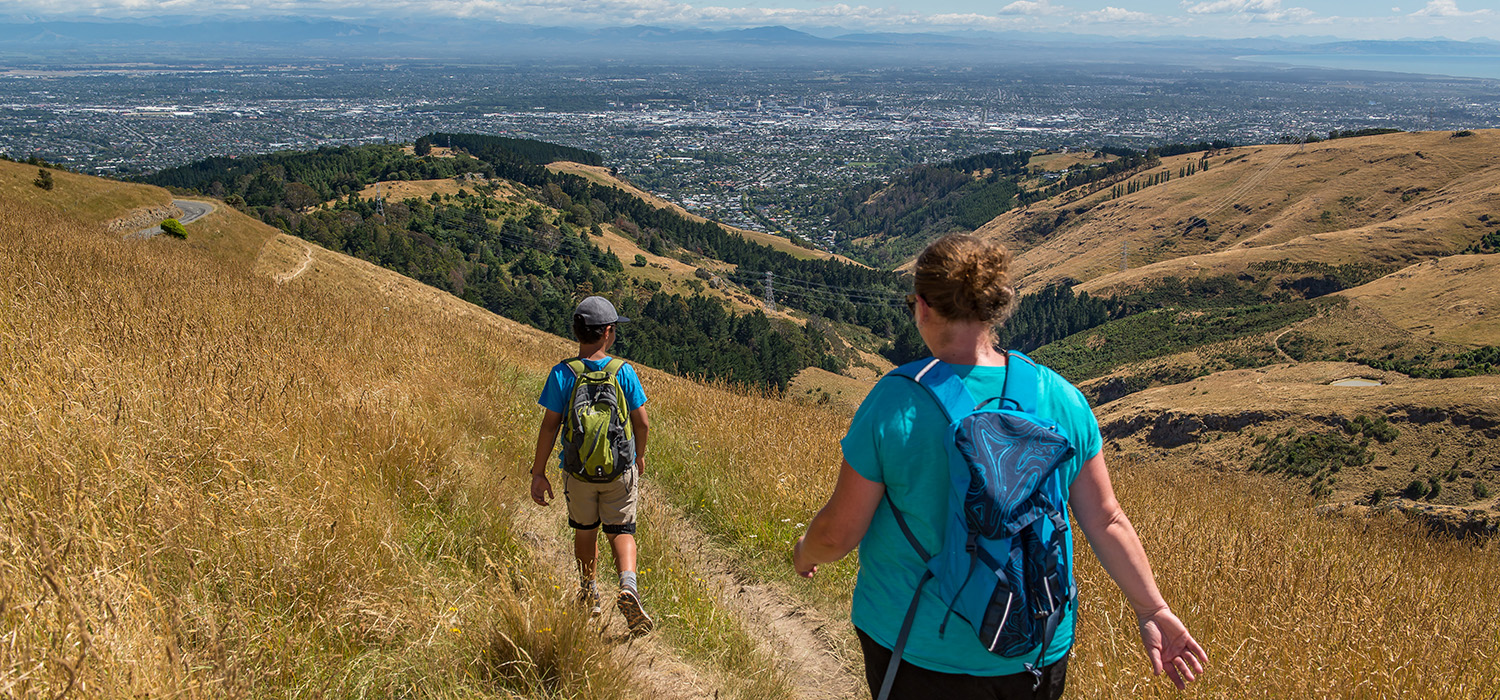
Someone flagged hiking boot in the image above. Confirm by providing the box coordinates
[616,588,654,636]
[578,582,602,617]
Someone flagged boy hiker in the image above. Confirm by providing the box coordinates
[530,296,654,635]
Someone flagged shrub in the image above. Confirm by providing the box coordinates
[1475,481,1491,499]
[160,218,188,239]
[1452,130,1475,138]
[33,168,54,190]
[1404,480,1429,499]
[1253,431,1369,478]
[632,254,647,267]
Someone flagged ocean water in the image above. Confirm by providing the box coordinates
[1237,54,1500,81]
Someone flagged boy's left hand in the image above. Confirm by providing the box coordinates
[530,473,553,506]
[636,456,647,477]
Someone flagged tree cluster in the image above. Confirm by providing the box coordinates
[146,135,878,390]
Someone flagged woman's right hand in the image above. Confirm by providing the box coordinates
[1136,606,1208,690]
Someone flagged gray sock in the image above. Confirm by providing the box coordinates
[620,571,638,594]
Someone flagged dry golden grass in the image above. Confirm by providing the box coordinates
[399,145,458,158]
[973,130,1500,292]
[9,159,1500,699]
[1340,253,1500,347]
[350,178,525,205]
[1069,452,1500,699]
[1097,360,1500,509]
[0,200,636,698]
[786,367,875,411]
[0,159,172,227]
[174,199,279,267]
[1028,150,1116,173]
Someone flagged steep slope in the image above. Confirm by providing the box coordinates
[970,130,1500,294]
[1,171,863,698]
[547,161,862,265]
[7,155,1500,700]
[1338,253,1500,346]
[982,131,1500,515]
[2,158,173,229]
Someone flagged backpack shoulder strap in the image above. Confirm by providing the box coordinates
[602,357,626,377]
[999,350,1041,414]
[564,358,587,377]
[889,358,978,422]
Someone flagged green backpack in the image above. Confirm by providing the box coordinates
[561,358,634,483]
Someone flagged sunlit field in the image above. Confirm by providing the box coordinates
[3,189,1497,698]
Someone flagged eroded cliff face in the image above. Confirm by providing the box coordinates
[105,204,183,235]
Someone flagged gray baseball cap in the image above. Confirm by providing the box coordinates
[574,296,629,325]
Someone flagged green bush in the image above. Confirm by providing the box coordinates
[33,168,53,191]
[1253,432,1369,478]
[1475,482,1491,500]
[1404,480,1429,499]
[632,254,647,267]
[160,218,188,239]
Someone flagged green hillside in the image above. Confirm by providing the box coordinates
[142,135,911,390]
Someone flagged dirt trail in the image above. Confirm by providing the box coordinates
[510,481,861,700]
[275,241,314,283]
[1272,327,1298,363]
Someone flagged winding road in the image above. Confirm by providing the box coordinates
[127,199,215,239]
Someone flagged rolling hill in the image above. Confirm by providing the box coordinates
[980,130,1500,295]
[942,130,1500,518]
[138,136,912,391]
[5,155,1498,699]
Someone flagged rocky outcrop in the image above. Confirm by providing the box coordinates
[1102,409,1282,447]
[1318,501,1500,540]
[105,204,182,235]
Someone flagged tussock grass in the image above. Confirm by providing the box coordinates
[0,201,632,697]
[641,369,1500,697]
[1069,453,1500,698]
[0,159,172,226]
[8,168,1497,698]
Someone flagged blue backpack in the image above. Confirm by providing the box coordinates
[878,352,1077,700]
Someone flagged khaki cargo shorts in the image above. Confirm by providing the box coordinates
[564,466,638,535]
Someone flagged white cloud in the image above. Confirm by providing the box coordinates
[1180,0,1313,21]
[1182,0,1279,14]
[997,0,1061,16]
[1410,0,1493,16]
[1078,6,1161,23]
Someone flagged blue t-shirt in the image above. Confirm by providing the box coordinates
[841,360,1102,676]
[538,356,648,468]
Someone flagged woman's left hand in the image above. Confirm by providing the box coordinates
[1137,606,1208,690]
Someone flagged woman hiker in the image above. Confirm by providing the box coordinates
[792,234,1206,699]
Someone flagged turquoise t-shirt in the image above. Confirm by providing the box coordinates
[841,360,1102,676]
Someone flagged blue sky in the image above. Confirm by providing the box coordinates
[14,0,1500,40]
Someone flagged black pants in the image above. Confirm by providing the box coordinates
[857,628,1068,700]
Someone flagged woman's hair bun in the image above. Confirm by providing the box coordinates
[913,234,1016,326]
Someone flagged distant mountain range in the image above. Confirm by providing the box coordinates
[0,17,1495,62]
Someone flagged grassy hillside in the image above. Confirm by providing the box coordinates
[974,130,1500,295]
[1,158,172,227]
[546,161,859,266]
[4,168,1499,698]
[144,137,912,391]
